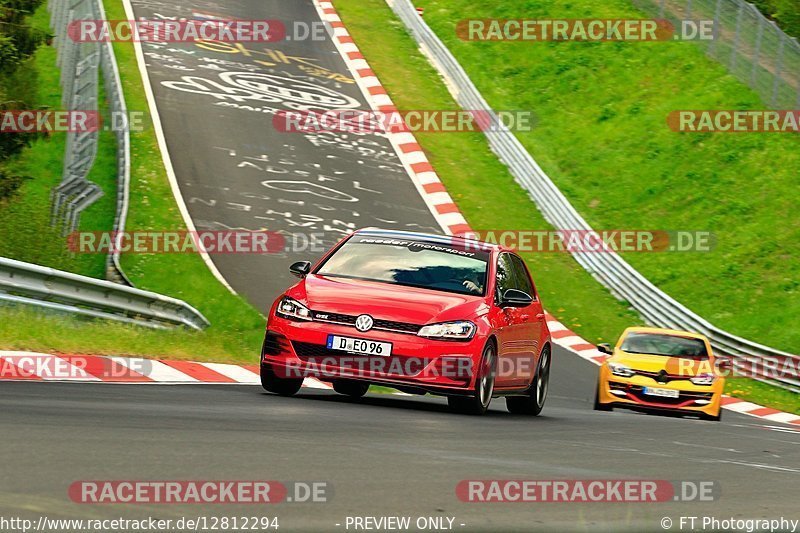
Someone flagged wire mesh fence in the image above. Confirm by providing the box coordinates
[634,0,800,108]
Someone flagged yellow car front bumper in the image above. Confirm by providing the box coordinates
[597,365,724,417]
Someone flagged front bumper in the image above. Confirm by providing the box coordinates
[597,365,723,416]
[261,314,485,393]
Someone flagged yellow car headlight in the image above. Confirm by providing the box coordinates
[607,362,635,378]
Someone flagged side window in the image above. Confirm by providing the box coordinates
[510,255,535,297]
[496,253,515,296]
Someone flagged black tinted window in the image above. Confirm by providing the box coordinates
[316,237,489,296]
[496,254,515,294]
[510,255,534,296]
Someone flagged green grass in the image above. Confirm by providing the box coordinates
[0,4,116,278]
[399,0,799,353]
[725,378,800,415]
[0,305,255,363]
[0,0,265,362]
[333,0,799,411]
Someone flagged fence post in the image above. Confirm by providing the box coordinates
[658,0,666,18]
[771,30,785,107]
[730,1,745,70]
[750,9,764,86]
[686,0,692,20]
[709,0,723,58]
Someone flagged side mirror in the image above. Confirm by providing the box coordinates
[499,288,533,308]
[596,343,613,355]
[289,260,311,278]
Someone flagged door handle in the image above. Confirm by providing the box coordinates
[535,313,545,321]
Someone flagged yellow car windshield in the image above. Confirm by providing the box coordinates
[620,333,708,359]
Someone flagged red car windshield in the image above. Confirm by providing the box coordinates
[620,332,709,359]
[316,236,490,296]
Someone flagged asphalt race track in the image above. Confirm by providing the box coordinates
[127,0,440,310]
[2,346,799,531]
[1,0,798,531]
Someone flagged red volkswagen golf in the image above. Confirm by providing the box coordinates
[260,229,552,415]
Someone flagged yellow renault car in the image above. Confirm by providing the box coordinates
[594,327,724,421]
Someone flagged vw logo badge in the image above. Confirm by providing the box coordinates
[355,314,374,332]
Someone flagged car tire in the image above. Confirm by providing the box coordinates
[593,384,613,412]
[506,345,551,416]
[333,380,370,398]
[448,341,497,415]
[260,363,303,396]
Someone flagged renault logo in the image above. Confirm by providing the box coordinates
[355,314,374,332]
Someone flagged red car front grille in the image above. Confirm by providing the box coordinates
[310,311,421,334]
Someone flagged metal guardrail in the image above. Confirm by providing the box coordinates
[387,0,799,392]
[2,1,208,329]
[94,0,133,286]
[49,0,103,235]
[0,257,209,330]
[48,0,133,287]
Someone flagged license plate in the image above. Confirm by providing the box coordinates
[327,335,392,357]
[643,387,679,398]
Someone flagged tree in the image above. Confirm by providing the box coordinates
[0,0,46,200]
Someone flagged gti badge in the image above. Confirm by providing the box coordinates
[355,314,374,332]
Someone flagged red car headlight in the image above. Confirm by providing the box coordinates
[276,296,312,321]
[417,321,476,340]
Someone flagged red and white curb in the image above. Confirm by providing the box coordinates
[311,1,800,428]
[0,351,331,390]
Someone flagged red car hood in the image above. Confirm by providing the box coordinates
[289,274,485,325]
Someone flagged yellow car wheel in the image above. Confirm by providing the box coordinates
[593,384,612,412]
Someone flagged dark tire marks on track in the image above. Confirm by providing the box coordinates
[128,0,440,310]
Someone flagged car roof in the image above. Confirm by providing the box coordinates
[352,228,501,251]
[622,326,709,342]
